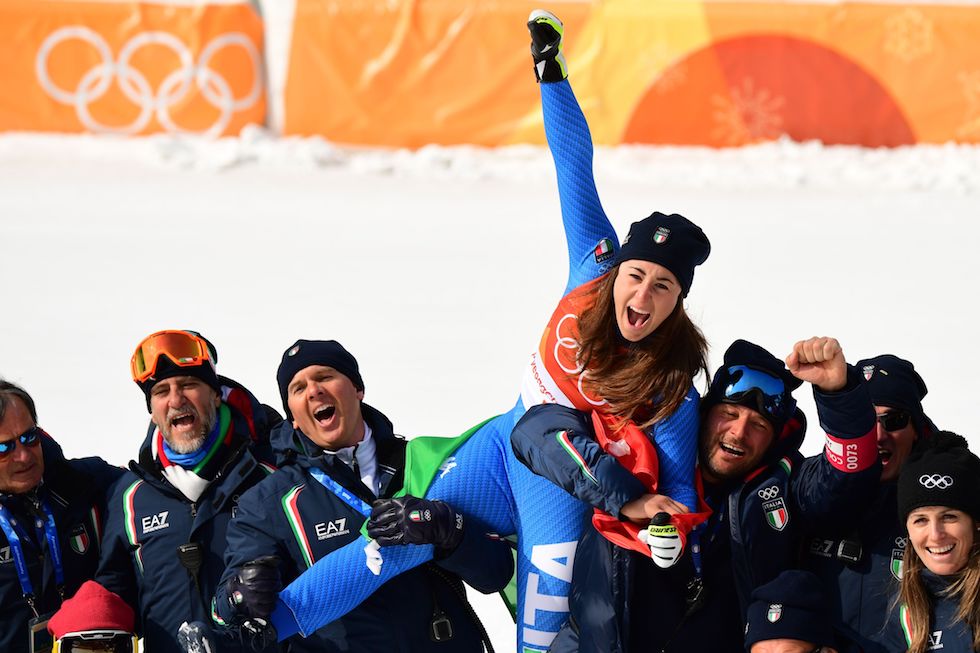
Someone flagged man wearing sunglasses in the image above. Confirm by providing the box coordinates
[93,330,281,652]
[0,380,123,653]
[804,354,936,653]
[511,337,880,653]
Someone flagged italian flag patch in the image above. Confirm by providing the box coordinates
[69,523,89,555]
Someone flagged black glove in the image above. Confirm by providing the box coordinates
[527,9,567,83]
[225,556,281,620]
[367,496,464,555]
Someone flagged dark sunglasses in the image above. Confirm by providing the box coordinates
[877,411,911,432]
[0,426,43,457]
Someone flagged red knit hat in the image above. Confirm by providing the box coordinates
[47,581,135,638]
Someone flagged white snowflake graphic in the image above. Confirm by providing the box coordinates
[711,77,786,146]
[883,9,934,63]
[639,41,688,95]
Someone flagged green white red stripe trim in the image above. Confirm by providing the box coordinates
[89,504,102,552]
[282,485,314,569]
[122,480,145,573]
[211,597,227,626]
[778,456,793,476]
[259,462,277,475]
[899,603,913,646]
[556,430,598,486]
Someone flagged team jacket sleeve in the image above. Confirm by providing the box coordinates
[434,518,514,594]
[95,482,141,632]
[649,387,700,512]
[511,403,647,518]
[541,80,619,294]
[212,486,289,629]
[790,367,881,528]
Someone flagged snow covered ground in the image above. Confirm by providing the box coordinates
[1,129,979,649]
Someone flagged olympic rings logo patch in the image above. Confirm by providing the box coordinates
[35,27,263,137]
[918,474,954,489]
[757,485,780,500]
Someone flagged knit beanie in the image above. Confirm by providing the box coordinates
[744,570,836,650]
[48,580,135,637]
[857,354,929,424]
[898,431,980,522]
[702,339,803,434]
[277,339,364,420]
[613,212,710,297]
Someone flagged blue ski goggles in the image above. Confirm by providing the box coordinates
[719,365,796,426]
[0,426,42,458]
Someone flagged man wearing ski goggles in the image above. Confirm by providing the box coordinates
[94,330,281,653]
[0,382,123,653]
[804,353,937,653]
[642,336,879,652]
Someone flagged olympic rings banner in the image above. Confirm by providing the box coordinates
[0,0,265,137]
[276,0,980,147]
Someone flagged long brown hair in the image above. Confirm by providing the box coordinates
[898,532,980,653]
[576,266,709,430]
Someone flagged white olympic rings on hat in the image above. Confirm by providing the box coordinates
[553,313,606,407]
[757,486,780,500]
[35,26,262,137]
[919,474,954,489]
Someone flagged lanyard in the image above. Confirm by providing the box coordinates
[308,468,372,518]
[0,498,65,615]
[690,498,727,578]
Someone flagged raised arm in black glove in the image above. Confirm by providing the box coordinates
[367,496,464,557]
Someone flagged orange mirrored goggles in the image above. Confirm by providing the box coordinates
[130,330,215,383]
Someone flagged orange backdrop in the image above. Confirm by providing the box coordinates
[0,0,265,137]
[3,1,979,147]
[280,0,980,147]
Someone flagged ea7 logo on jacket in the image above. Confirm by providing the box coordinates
[758,486,789,531]
[141,511,170,534]
[315,518,350,541]
[0,546,11,565]
[928,630,944,650]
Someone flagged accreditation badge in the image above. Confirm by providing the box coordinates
[29,611,54,653]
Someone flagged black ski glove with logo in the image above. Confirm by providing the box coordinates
[367,496,464,557]
[225,556,282,620]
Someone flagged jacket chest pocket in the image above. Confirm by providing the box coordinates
[129,509,183,576]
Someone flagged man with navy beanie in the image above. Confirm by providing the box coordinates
[213,339,513,652]
[516,335,880,653]
[652,336,878,653]
[805,353,937,653]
